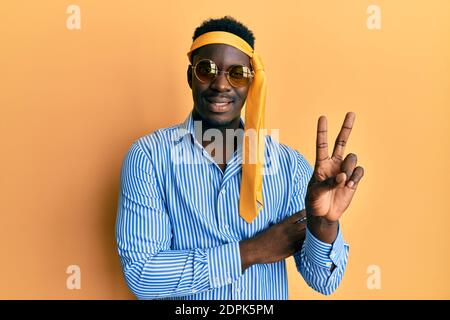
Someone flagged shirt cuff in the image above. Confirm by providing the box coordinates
[206,241,243,288]
[304,224,347,270]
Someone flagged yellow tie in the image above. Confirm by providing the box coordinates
[187,31,266,224]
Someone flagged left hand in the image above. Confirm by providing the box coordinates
[305,112,364,223]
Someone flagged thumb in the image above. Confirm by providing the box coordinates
[335,172,347,187]
[309,172,346,195]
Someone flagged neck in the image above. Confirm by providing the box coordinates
[192,109,242,133]
[192,109,243,139]
[192,108,243,164]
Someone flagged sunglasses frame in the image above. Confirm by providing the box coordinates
[191,58,254,88]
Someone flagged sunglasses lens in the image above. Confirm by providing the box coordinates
[193,60,253,87]
[228,65,252,87]
[194,60,217,83]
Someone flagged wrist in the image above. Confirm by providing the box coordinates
[239,238,259,271]
[305,211,339,244]
[307,214,338,227]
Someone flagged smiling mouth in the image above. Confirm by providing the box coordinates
[205,99,233,113]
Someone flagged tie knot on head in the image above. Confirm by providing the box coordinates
[251,52,264,72]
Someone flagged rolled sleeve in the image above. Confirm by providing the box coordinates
[303,225,348,270]
[295,223,350,295]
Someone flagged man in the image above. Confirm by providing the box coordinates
[115,16,364,300]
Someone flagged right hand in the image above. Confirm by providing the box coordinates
[239,210,307,271]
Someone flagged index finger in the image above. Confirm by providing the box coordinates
[315,115,329,163]
[331,112,355,160]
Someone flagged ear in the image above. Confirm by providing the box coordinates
[187,65,193,89]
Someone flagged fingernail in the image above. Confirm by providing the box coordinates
[347,180,354,188]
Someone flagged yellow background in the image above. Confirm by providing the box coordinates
[1,0,449,299]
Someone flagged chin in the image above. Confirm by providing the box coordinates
[195,106,239,128]
[202,113,235,127]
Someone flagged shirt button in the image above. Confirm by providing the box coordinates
[325,262,332,267]
[220,189,226,195]
[227,276,232,284]
[236,288,240,293]
[224,224,229,229]
[192,288,197,293]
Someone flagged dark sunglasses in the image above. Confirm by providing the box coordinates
[191,59,254,88]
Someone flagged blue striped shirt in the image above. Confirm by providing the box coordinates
[115,111,349,299]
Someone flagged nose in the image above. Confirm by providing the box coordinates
[210,70,232,91]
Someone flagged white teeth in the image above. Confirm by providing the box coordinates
[214,102,228,106]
